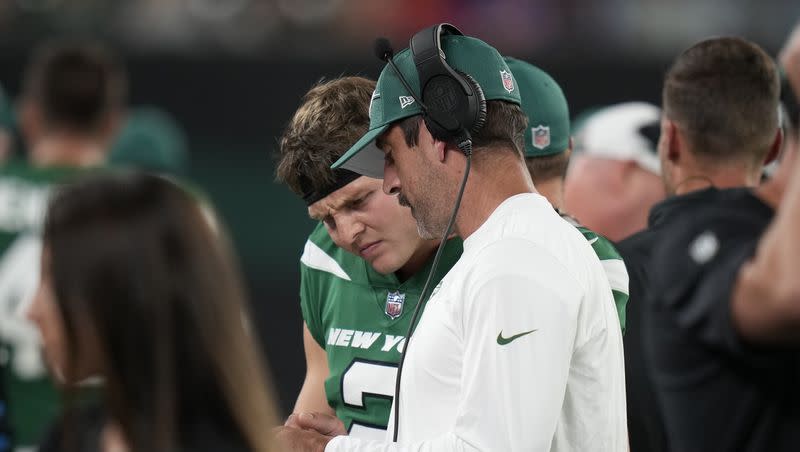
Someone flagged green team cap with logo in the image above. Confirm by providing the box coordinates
[504,57,570,157]
[332,34,521,178]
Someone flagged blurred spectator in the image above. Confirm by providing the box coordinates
[564,102,665,242]
[617,36,782,452]
[505,56,630,332]
[109,106,189,176]
[27,172,279,452]
[0,39,126,451]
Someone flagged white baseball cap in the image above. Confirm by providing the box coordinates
[573,102,662,175]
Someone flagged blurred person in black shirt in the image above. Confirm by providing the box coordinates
[643,27,800,452]
[616,36,783,452]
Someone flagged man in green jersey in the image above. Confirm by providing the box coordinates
[505,57,630,331]
[0,40,126,451]
[275,76,461,440]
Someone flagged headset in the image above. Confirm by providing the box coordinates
[374,23,486,442]
[376,23,487,152]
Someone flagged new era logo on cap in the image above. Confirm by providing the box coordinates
[399,96,415,109]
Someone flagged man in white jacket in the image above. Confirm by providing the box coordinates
[276,24,627,452]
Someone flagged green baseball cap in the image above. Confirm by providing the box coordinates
[110,106,188,175]
[504,57,569,157]
[332,34,521,178]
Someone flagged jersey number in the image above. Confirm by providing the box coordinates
[341,359,398,440]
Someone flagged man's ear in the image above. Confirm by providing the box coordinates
[418,119,448,163]
[763,127,784,166]
[664,119,681,164]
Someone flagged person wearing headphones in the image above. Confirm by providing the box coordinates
[275,25,627,452]
[276,76,461,439]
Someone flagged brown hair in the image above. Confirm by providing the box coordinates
[22,40,127,134]
[45,172,278,451]
[525,149,572,183]
[276,76,376,198]
[397,100,527,163]
[663,37,780,167]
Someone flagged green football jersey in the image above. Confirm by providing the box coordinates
[299,223,461,440]
[0,159,100,449]
[577,226,629,332]
[558,212,629,332]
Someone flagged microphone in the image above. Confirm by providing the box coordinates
[374,37,394,61]
[373,37,427,112]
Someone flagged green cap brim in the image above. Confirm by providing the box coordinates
[331,123,389,179]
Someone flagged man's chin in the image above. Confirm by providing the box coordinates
[370,259,400,276]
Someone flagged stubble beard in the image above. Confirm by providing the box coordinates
[398,195,448,240]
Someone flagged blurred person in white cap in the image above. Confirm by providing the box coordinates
[564,102,666,242]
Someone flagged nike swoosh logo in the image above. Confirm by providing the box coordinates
[588,237,599,245]
[497,329,538,345]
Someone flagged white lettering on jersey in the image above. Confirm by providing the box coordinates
[381,335,404,352]
[0,235,45,379]
[327,328,342,345]
[0,179,50,232]
[350,331,381,349]
[325,328,405,352]
[336,329,354,347]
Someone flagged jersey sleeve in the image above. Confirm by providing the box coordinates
[299,244,327,348]
[586,232,629,333]
[650,211,779,364]
[326,241,585,452]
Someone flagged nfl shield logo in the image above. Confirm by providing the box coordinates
[385,291,406,319]
[500,70,514,93]
[532,125,550,149]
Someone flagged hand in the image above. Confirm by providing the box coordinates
[273,426,333,452]
[285,412,347,437]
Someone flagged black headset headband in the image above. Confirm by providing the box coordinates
[408,23,486,142]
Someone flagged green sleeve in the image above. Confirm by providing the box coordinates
[299,262,326,348]
[612,289,628,334]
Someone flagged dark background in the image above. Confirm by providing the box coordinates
[0,0,796,416]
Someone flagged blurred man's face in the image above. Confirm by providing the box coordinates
[308,176,429,275]
[564,156,665,241]
[380,123,456,240]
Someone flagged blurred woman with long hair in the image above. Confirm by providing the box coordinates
[27,172,279,451]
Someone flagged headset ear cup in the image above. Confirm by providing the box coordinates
[459,71,487,134]
[423,115,450,143]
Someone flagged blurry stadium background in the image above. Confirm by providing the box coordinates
[0,0,797,415]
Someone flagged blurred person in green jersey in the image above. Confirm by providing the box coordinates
[275,76,461,440]
[504,57,629,332]
[0,39,126,451]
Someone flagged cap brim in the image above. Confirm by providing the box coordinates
[331,124,389,179]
